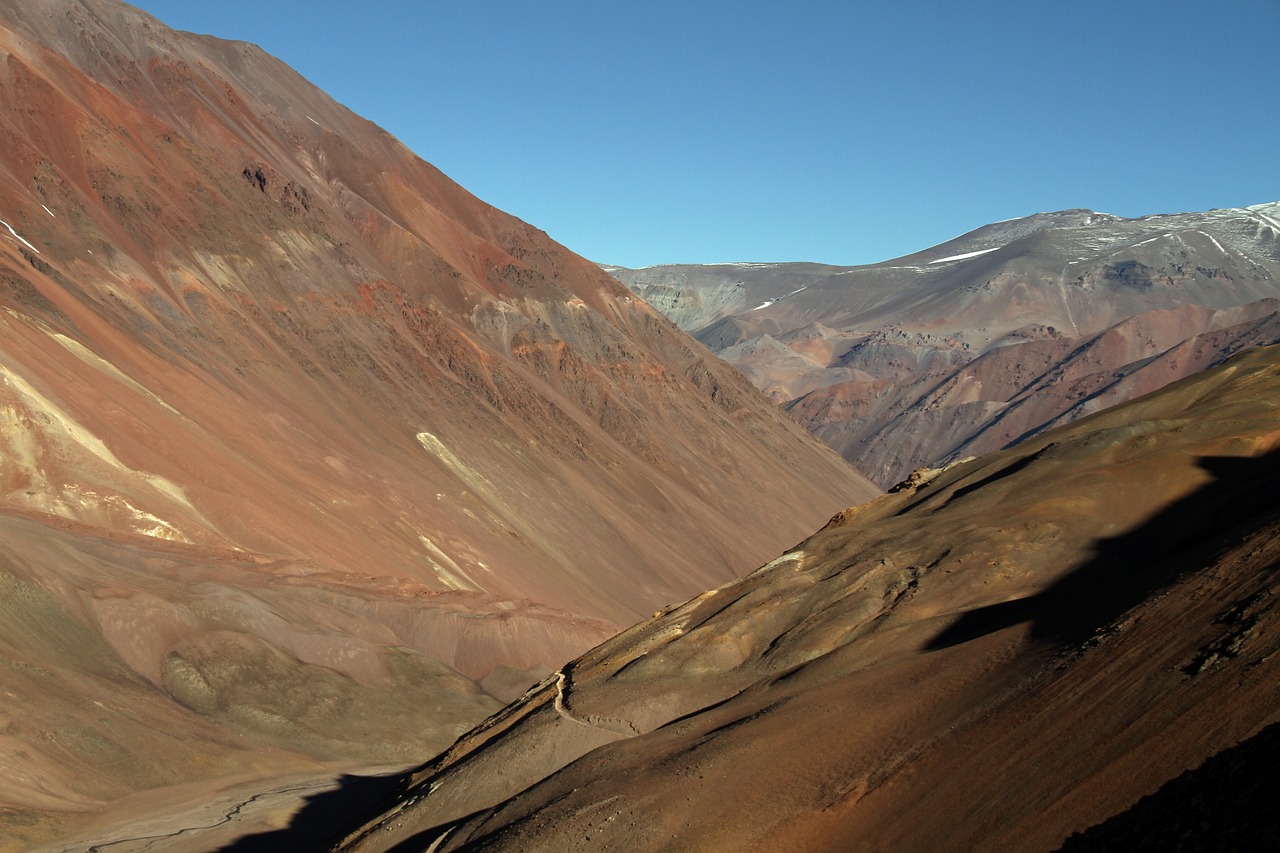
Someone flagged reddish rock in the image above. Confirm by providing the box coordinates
[0,0,875,844]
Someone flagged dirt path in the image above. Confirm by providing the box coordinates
[551,670,639,736]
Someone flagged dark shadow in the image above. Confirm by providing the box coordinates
[927,448,1280,650]
[381,807,492,853]
[893,444,1053,517]
[938,447,1047,506]
[1056,720,1280,851]
[215,769,411,852]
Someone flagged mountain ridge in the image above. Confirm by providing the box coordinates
[609,201,1280,486]
[0,1,875,844]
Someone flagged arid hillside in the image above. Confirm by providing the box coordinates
[611,204,1280,487]
[0,0,875,845]
[339,343,1280,852]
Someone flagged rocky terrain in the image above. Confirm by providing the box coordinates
[338,343,1280,852]
[610,204,1280,487]
[0,0,876,846]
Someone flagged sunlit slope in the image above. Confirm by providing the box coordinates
[343,344,1280,851]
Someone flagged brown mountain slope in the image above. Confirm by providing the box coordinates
[0,0,874,844]
[610,204,1280,487]
[339,343,1280,852]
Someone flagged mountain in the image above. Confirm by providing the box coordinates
[339,343,1280,852]
[609,204,1280,487]
[0,0,875,844]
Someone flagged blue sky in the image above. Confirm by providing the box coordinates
[133,0,1278,267]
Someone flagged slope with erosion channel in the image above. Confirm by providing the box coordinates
[0,0,876,846]
[338,343,1280,851]
[611,203,1280,487]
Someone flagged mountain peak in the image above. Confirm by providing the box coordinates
[611,202,1280,486]
[0,0,876,843]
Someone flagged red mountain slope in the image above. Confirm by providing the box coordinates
[0,0,874,844]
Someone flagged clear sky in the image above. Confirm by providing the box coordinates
[131,0,1278,268]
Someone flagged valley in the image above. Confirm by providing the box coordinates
[0,1,1275,850]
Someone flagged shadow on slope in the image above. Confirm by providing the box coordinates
[927,448,1280,650]
[1056,720,1280,851]
[216,770,410,852]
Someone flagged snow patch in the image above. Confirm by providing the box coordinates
[0,218,39,254]
[41,205,55,218]
[1129,233,1172,249]
[1198,231,1227,254]
[1248,209,1280,235]
[752,285,806,309]
[927,246,1000,265]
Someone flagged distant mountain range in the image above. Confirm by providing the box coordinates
[609,203,1280,487]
